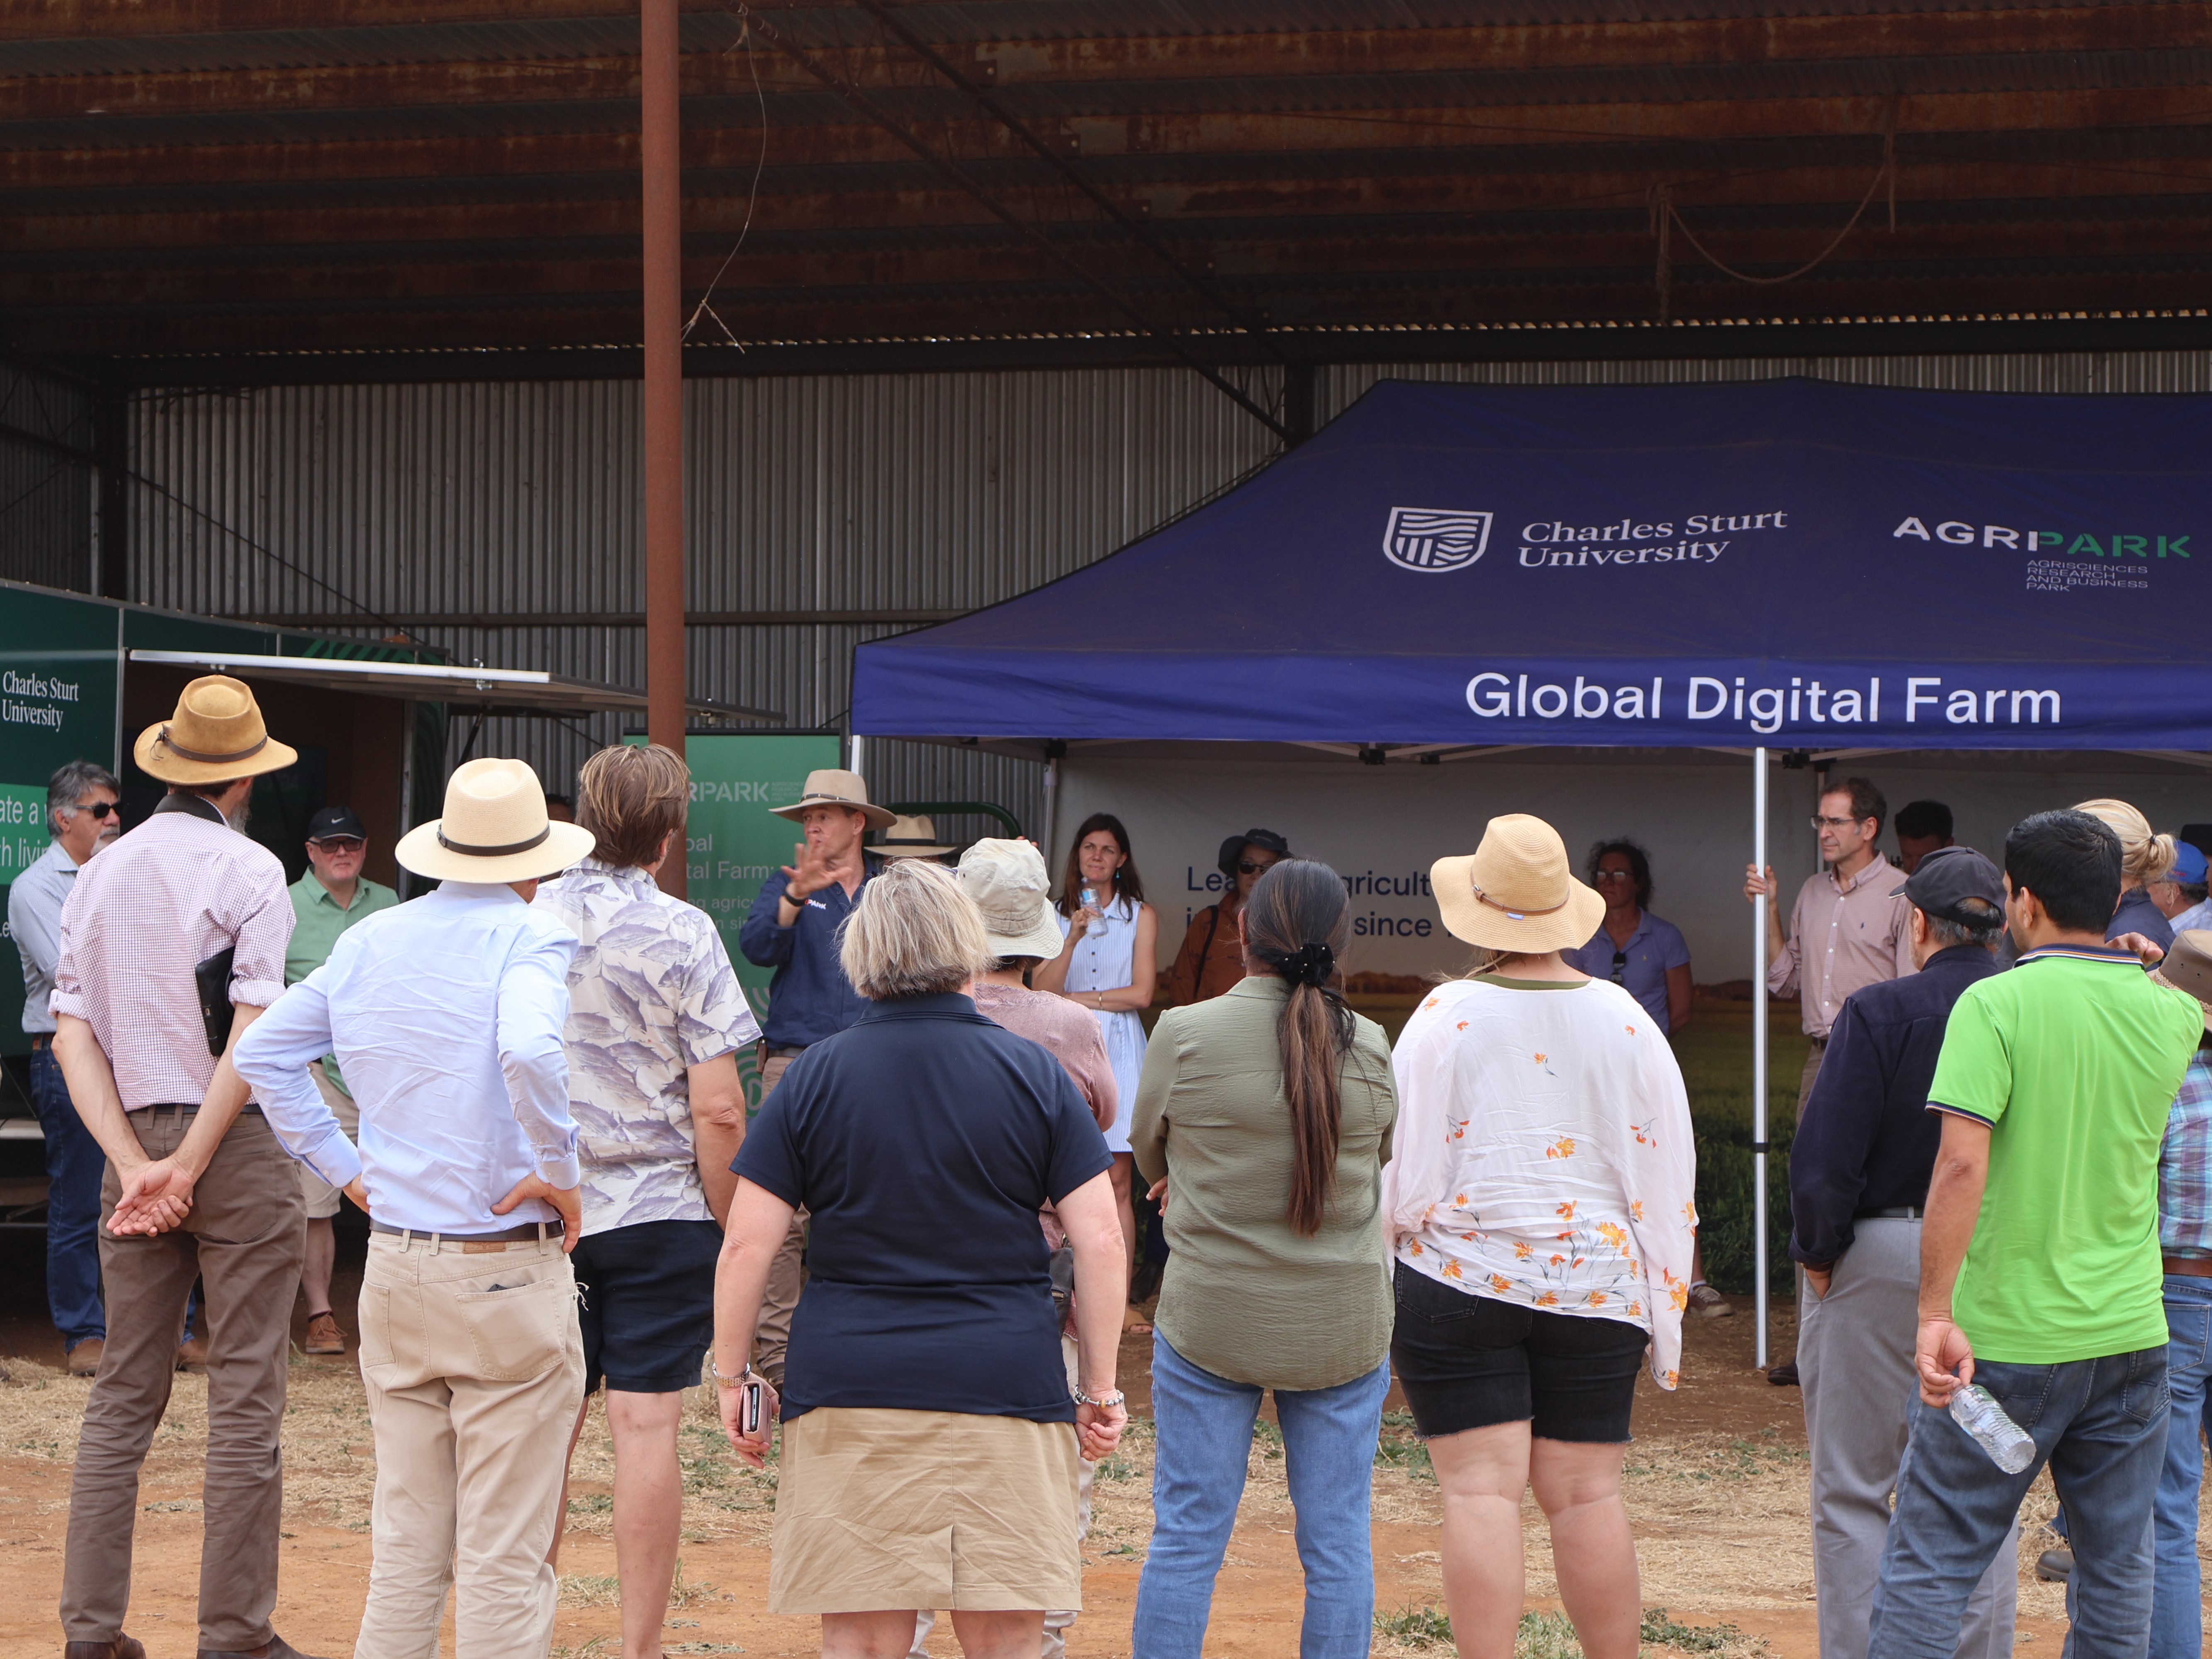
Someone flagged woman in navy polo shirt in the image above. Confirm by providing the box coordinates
[1563,839,1693,1036]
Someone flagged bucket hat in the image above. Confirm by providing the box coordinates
[875,814,957,859]
[133,674,299,786]
[770,768,896,831]
[957,838,1069,961]
[2152,929,2212,1036]
[1432,813,1606,954]
[1217,826,1292,877]
[395,757,596,884]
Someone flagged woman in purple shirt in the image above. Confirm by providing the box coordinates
[1564,840,1694,1035]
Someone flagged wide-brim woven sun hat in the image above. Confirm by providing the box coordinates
[1432,812,1607,954]
[875,813,957,859]
[133,674,299,786]
[957,837,1071,961]
[395,757,596,883]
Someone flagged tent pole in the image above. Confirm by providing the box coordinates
[1042,750,1061,871]
[1752,746,1771,1369]
[849,733,866,782]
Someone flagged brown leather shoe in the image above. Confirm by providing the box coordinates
[301,1312,345,1355]
[66,1337,105,1377]
[175,1336,210,1374]
[197,1635,325,1658]
[64,1637,146,1658]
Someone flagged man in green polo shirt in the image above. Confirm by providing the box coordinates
[1868,808,2203,1659]
[287,804,398,1356]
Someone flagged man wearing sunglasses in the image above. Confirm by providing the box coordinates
[9,760,124,1374]
[285,805,398,1356]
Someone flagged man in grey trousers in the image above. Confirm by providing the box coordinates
[1789,847,2018,1659]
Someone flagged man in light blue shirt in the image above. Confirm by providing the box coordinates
[236,757,598,1659]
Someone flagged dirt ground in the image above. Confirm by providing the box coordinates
[2,1280,2180,1659]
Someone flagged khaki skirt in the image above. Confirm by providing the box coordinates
[768,1406,1084,1614]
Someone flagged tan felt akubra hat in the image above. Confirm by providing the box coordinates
[2151,928,2212,1036]
[396,757,596,884]
[770,767,896,832]
[134,674,299,786]
[1432,812,1607,954]
[957,838,1069,961]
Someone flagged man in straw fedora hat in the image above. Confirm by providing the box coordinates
[874,812,957,862]
[237,757,596,1659]
[47,674,316,1659]
[739,766,893,1387]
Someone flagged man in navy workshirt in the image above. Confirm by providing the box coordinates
[737,766,891,1386]
[1790,846,2015,1659]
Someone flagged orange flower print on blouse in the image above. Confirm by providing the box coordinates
[1545,1137,1577,1160]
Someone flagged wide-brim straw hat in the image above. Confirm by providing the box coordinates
[2151,928,2212,1035]
[133,674,299,785]
[875,813,956,859]
[957,837,1070,961]
[395,757,596,883]
[770,767,895,831]
[1433,812,1607,954]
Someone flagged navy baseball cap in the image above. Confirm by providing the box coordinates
[1891,845,2006,925]
[306,805,366,842]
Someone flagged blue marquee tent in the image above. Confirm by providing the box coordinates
[854,377,2212,753]
[852,376,2212,1363]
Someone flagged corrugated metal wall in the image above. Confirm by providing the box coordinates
[127,349,2207,844]
[0,363,96,594]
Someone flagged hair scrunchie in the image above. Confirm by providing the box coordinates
[1275,941,1335,988]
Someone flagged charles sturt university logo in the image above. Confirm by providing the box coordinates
[1384,507,1492,573]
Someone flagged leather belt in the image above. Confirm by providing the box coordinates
[29,1033,49,1049]
[370,1218,564,1244]
[2163,1255,2212,1279]
[1857,1206,1922,1221]
[130,1102,263,1118]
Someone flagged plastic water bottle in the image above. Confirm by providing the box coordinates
[1949,1383,2035,1474]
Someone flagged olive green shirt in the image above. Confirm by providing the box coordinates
[1132,976,1398,1391]
[287,868,399,1096]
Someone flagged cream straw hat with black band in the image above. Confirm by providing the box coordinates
[1432,812,1608,955]
[396,757,596,884]
[133,674,299,786]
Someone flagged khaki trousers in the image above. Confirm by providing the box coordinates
[62,1106,306,1652]
[751,1048,809,1388]
[298,1060,360,1219]
[354,1231,585,1659]
[1798,1034,1828,1111]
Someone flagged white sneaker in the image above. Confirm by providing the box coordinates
[1686,1282,1735,1318]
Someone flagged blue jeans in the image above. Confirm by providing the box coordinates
[30,1044,105,1348]
[1134,1333,1390,1659]
[2153,1277,2212,1659]
[1869,1345,2169,1659]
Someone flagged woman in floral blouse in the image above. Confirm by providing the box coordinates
[1383,813,1697,1659]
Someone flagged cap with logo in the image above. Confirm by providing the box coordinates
[307,805,367,842]
[1889,844,2006,927]
[2170,839,2209,886]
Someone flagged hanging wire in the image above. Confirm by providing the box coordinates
[683,5,771,348]
[1656,129,1896,299]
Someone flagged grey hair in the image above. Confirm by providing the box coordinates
[1923,896,2004,951]
[46,760,119,836]
[838,858,992,1002]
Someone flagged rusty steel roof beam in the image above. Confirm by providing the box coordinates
[845,0,1283,358]
[743,7,1286,438]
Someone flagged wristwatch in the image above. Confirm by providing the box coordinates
[1073,1385,1126,1409]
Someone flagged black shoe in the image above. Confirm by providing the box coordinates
[2035,1547,2073,1582]
[1767,1358,1800,1387]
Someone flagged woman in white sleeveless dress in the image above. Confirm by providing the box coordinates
[1035,813,1158,1297]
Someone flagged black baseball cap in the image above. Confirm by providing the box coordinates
[1218,827,1292,876]
[306,805,367,842]
[1891,844,2005,925]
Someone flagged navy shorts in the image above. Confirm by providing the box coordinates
[1389,1260,1649,1443]
[572,1217,722,1395]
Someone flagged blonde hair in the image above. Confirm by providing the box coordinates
[2071,797,2177,888]
[577,743,690,871]
[839,858,992,1001]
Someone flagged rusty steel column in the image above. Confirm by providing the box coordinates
[640,0,686,895]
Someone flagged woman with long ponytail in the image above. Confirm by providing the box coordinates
[1129,859,1398,1659]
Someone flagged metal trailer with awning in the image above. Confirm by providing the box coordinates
[851,376,2212,1364]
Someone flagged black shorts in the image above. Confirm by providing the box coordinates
[1388,1260,1650,1443]
[572,1217,722,1395]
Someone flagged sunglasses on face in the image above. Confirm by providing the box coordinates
[309,836,365,850]
[1238,860,1278,875]
[71,800,118,820]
